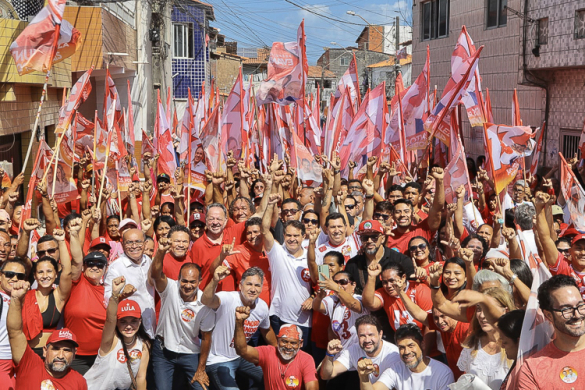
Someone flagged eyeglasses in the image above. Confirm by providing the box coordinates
[334,279,350,285]
[282,209,300,215]
[303,218,319,225]
[37,247,58,257]
[124,240,144,247]
[551,303,585,319]
[361,234,381,242]
[409,243,428,252]
[345,204,356,210]
[84,261,106,269]
[1,271,26,281]
[558,248,570,254]
[374,213,391,221]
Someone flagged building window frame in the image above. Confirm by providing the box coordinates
[340,57,350,66]
[421,0,450,41]
[538,17,549,44]
[486,0,507,29]
[173,22,194,58]
[575,9,585,39]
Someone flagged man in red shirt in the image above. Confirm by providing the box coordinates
[161,225,193,279]
[518,275,585,389]
[386,168,445,254]
[7,280,87,389]
[234,306,318,390]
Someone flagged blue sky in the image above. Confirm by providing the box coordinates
[208,0,412,64]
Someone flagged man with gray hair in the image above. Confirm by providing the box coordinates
[514,203,536,231]
[104,228,156,337]
[472,269,512,294]
[202,266,277,390]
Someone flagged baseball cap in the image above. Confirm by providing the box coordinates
[358,220,384,235]
[515,180,526,187]
[89,236,111,249]
[485,248,509,260]
[117,299,142,319]
[189,212,206,225]
[572,234,585,246]
[277,324,303,340]
[119,218,139,231]
[85,164,93,172]
[83,251,108,265]
[47,328,79,347]
[552,205,564,216]
[157,173,171,183]
[562,227,581,239]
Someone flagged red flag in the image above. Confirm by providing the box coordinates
[333,53,360,109]
[73,112,94,160]
[444,131,473,204]
[155,90,177,177]
[103,68,122,131]
[221,69,245,161]
[9,0,81,76]
[484,88,494,123]
[560,153,585,231]
[20,140,52,231]
[56,68,93,134]
[530,122,545,176]
[200,104,222,172]
[141,129,155,157]
[512,89,522,126]
[290,129,322,186]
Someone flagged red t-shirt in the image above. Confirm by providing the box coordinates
[256,346,317,390]
[63,274,107,356]
[387,220,432,255]
[310,311,331,349]
[517,341,585,389]
[162,252,194,280]
[375,282,432,331]
[428,317,470,379]
[549,253,585,298]
[15,345,87,389]
[190,221,246,292]
[225,242,271,304]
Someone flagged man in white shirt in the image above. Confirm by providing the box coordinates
[104,228,156,338]
[320,315,400,390]
[262,193,313,351]
[314,213,360,264]
[150,236,215,390]
[357,323,454,390]
[202,265,277,390]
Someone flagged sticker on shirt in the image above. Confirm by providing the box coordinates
[331,320,341,332]
[181,308,195,322]
[560,366,577,384]
[117,348,142,363]
[357,358,380,377]
[284,375,300,388]
[229,319,260,347]
[300,268,311,282]
[41,379,56,390]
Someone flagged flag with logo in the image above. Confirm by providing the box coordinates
[290,128,322,186]
[155,90,177,177]
[55,68,93,134]
[530,122,545,176]
[444,128,472,204]
[73,112,94,161]
[221,69,245,161]
[200,104,222,172]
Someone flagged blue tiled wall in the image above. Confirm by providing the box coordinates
[171,4,208,100]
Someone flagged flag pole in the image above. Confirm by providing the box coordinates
[92,110,98,191]
[21,71,51,174]
[116,164,122,219]
[97,145,111,209]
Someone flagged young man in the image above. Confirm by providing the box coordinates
[313,213,360,264]
[357,324,453,390]
[234,308,318,390]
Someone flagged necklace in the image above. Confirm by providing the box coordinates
[124,336,136,346]
[278,357,293,379]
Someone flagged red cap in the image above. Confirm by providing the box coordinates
[277,324,303,340]
[563,227,581,239]
[89,237,111,249]
[472,192,479,201]
[189,212,206,225]
[358,220,384,235]
[117,299,142,319]
[47,328,79,347]
[572,234,585,246]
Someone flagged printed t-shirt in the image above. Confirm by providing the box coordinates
[378,358,454,390]
[225,242,271,305]
[315,235,360,264]
[387,220,433,255]
[374,282,432,331]
[256,346,317,390]
[322,294,369,348]
[336,340,400,383]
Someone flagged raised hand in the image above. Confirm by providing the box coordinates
[308,230,319,246]
[53,229,66,242]
[269,154,283,173]
[357,358,375,377]
[112,276,126,297]
[458,248,474,264]
[327,339,343,356]
[430,167,444,181]
[211,171,225,187]
[81,179,90,190]
[68,218,83,237]
[221,238,240,260]
[10,280,30,301]
[446,203,457,217]
[502,227,516,242]
[348,161,356,170]
[367,262,382,278]
[268,193,281,205]
[235,306,251,321]
[213,265,231,282]
[428,263,443,286]
[141,218,152,233]
[534,191,550,212]
[92,208,102,223]
[151,205,160,219]
[331,151,341,171]
[81,209,92,224]
[362,179,374,196]
[367,156,378,167]
[158,236,171,252]
[23,218,40,233]
[493,257,513,278]
[455,185,465,200]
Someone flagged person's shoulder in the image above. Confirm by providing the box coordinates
[345,254,364,268]
[66,367,87,384]
[428,357,452,372]
[297,349,317,365]
[524,341,561,363]
[380,339,399,354]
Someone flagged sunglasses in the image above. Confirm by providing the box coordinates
[374,213,391,221]
[409,243,428,252]
[334,279,350,285]
[558,248,570,254]
[2,271,26,281]
[282,209,300,215]
[303,218,319,225]
[345,204,356,210]
[37,247,58,257]
[84,261,106,269]
[361,234,381,242]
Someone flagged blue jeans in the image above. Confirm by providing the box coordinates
[270,315,312,353]
[152,339,205,390]
[206,357,264,390]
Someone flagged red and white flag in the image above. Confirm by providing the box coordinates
[221,69,245,161]
[530,122,545,176]
[73,112,94,161]
[56,68,93,134]
[125,80,136,156]
[290,129,322,186]
[20,140,53,230]
[560,153,585,232]
[155,90,177,177]
[200,105,222,172]
[332,53,360,110]
[103,68,122,131]
[444,129,472,204]
[9,0,81,75]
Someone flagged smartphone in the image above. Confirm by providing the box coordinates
[318,265,330,281]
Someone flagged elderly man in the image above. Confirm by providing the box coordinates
[103,228,156,337]
[7,280,87,389]
[0,230,10,264]
[234,308,318,390]
[229,197,255,223]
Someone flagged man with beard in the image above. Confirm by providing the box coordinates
[7,281,87,389]
[234,307,318,390]
[357,323,453,390]
[160,225,193,279]
[150,236,215,390]
[320,316,400,388]
[202,266,277,390]
[518,275,585,388]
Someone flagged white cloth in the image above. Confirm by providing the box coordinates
[84,337,144,390]
[378,358,454,390]
[322,294,369,348]
[335,340,400,383]
[156,281,215,354]
[207,291,270,365]
[104,254,156,338]
[0,291,10,360]
[456,344,509,390]
[315,235,360,265]
[267,242,312,327]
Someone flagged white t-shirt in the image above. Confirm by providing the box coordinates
[0,291,10,360]
[336,340,400,383]
[157,281,215,354]
[207,291,270,365]
[378,358,454,390]
[322,294,369,348]
[84,338,144,390]
[267,242,312,327]
[315,235,360,265]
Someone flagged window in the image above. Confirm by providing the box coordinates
[487,0,507,28]
[421,0,449,41]
[538,18,548,44]
[340,57,350,66]
[575,9,585,39]
[560,129,580,158]
[173,23,194,58]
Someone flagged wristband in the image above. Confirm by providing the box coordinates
[334,170,340,174]
[430,284,441,290]
[365,194,374,199]
[325,352,335,358]
[509,273,518,284]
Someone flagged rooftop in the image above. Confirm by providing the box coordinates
[367,54,412,68]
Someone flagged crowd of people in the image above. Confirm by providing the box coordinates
[0,148,583,390]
